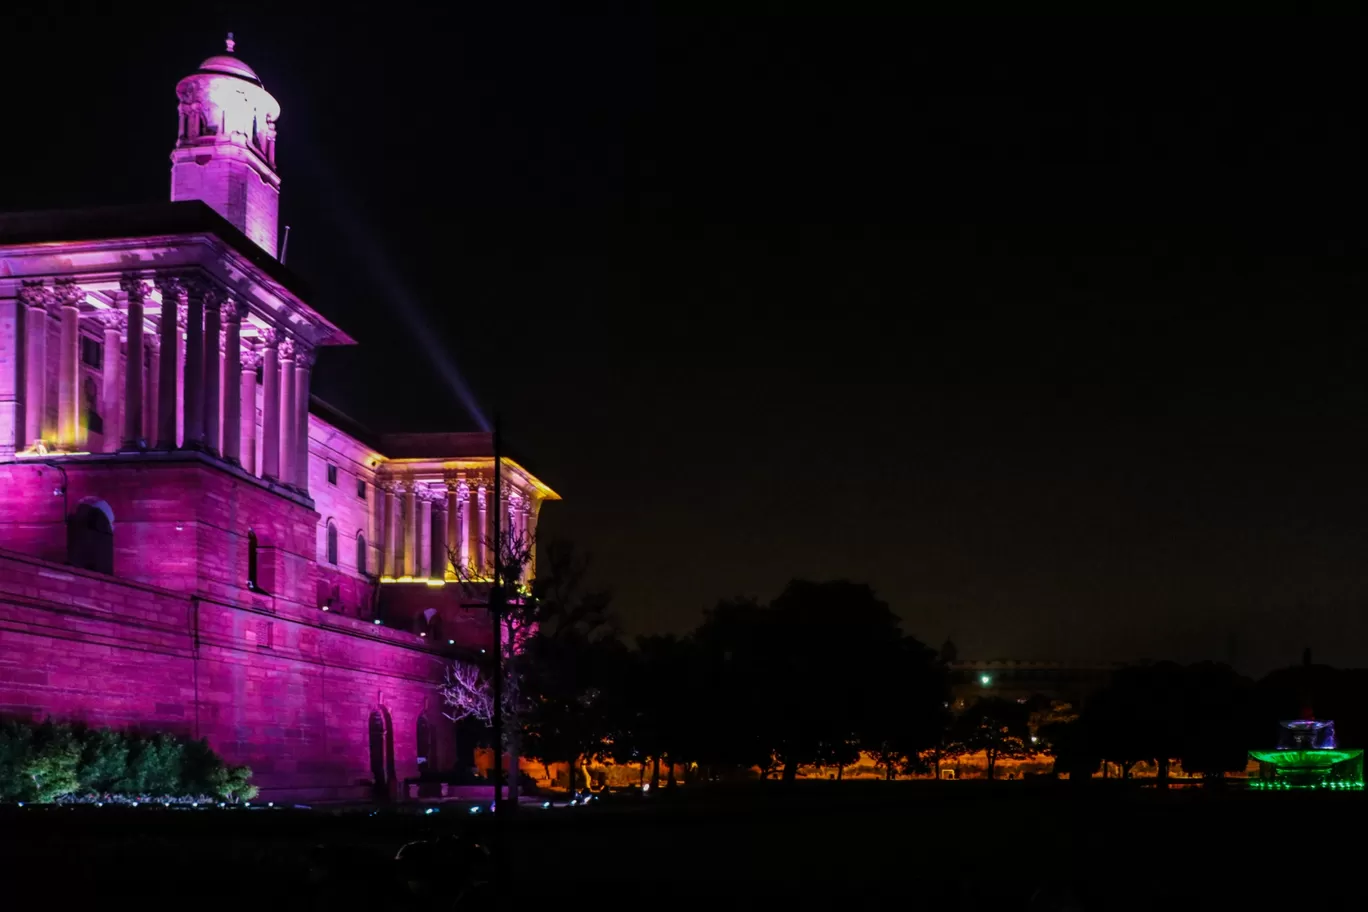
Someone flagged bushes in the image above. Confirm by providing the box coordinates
[0,719,256,804]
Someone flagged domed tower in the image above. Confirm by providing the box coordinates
[170,34,282,258]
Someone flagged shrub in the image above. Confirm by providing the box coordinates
[0,719,255,803]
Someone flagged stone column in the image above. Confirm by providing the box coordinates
[153,277,181,448]
[458,480,472,575]
[222,301,245,465]
[277,337,296,486]
[445,483,461,580]
[202,289,221,455]
[259,329,279,479]
[176,304,188,446]
[144,336,159,443]
[18,281,51,450]
[433,499,448,580]
[100,309,124,453]
[293,346,313,490]
[54,278,82,450]
[418,492,433,578]
[526,497,541,580]
[475,483,488,576]
[403,484,418,577]
[382,484,397,576]
[119,278,147,449]
[238,346,259,475]
[181,279,206,449]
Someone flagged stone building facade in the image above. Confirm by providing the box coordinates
[0,38,557,801]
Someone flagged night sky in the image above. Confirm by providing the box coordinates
[7,7,1368,673]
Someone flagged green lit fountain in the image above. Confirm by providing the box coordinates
[1249,719,1363,790]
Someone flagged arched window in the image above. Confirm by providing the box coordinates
[326,521,338,565]
[356,533,367,575]
[247,530,259,590]
[68,499,114,574]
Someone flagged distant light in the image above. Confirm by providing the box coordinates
[480,648,486,654]
[469,806,481,814]
[642,783,650,793]
[1030,735,1038,744]
[424,807,435,815]
[374,619,382,625]
[130,802,137,807]
[17,802,23,807]
[489,803,495,812]
[448,639,455,645]
[980,674,992,686]
[321,605,329,612]
[267,802,274,807]
[420,632,426,637]
[542,801,551,808]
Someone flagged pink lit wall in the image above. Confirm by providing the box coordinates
[0,548,453,800]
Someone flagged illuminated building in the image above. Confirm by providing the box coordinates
[0,37,557,800]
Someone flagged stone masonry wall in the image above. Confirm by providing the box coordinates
[0,548,456,801]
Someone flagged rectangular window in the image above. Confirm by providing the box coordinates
[80,336,103,369]
[327,464,338,485]
[357,478,367,500]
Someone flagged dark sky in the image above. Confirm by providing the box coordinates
[7,6,1368,674]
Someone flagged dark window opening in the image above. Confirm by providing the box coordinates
[326,522,339,565]
[67,501,114,575]
[327,464,338,485]
[356,533,367,575]
[247,530,259,590]
[82,376,102,435]
[80,336,103,369]
[416,715,433,776]
[357,478,366,500]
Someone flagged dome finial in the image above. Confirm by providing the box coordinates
[225,32,235,54]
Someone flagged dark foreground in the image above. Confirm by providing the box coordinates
[4,782,1362,909]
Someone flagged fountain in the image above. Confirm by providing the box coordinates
[1248,719,1363,790]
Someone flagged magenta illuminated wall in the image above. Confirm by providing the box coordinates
[0,453,482,800]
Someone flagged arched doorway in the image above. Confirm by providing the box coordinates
[368,707,396,799]
[68,499,114,574]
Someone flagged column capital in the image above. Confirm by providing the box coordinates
[53,277,84,310]
[278,336,296,361]
[294,345,316,369]
[241,347,262,370]
[154,274,185,301]
[202,286,223,312]
[97,310,126,331]
[144,334,161,354]
[224,298,249,323]
[17,279,53,312]
[257,327,279,349]
[118,275,151,301]
[181,274,213,301]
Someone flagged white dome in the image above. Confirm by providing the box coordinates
[198,53,261,85]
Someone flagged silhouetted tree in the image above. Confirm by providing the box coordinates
[1180,661,1255,785]
[861,636,950,779]
[948,696,1030,780]
[1038,719,1100,782]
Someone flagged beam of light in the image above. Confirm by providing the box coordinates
[291,134,490,432]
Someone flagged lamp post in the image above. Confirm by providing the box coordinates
[490,413,504,816]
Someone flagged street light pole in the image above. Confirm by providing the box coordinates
[490,414,504,816]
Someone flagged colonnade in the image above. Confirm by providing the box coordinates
[378,478,537,582]
[16,274,313,493]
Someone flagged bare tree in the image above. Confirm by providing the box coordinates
[442,519,537,807]
[441,661,495,727]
